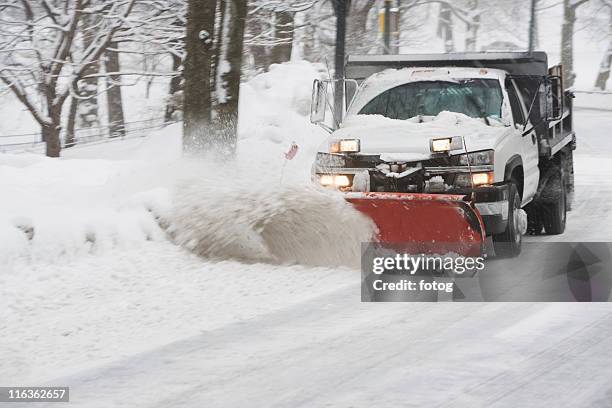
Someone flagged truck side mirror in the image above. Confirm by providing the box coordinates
[310,79,327,124]
[543,76,563,122]
[540,82,553,121]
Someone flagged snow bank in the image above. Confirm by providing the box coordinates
[573,92,612,111]
[0,153,171,266]
[237,61,329,181]
[0,61,374,268]
[62,123,183,162]
[240,61,326,133]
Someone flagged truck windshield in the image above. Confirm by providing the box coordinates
[358,79,503,121]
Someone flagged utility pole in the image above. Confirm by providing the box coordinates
[383,0,391,54]
[528,0,537,53]
[380,0,400,54]
[332,0,348,127]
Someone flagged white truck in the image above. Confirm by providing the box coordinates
[310,52,575,257]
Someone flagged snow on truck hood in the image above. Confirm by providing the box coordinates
[325,111,510,160]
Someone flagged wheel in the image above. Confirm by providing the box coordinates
[493,182,522,257]
[526,202,543,235]
[541,168,566,235]
[564,149,574,211]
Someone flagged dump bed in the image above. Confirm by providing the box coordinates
[345,52,549,81]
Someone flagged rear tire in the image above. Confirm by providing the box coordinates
[541,169,567,235]
[564,149,575,211]
[526,203,543,235]
[493,182,522,258]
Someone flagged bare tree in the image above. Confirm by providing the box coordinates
[561,0,591,88]
[437,2,455,51]
[183,0,216,152]
[212,0,227,94]
[104,43,126,137]
[594,1,612,89]
[246,2,271,71]
[401,1,482,52]
[111,0,186,126]
[0,1,139,157]
[245,1,318,72]
[164,46,184,121]
[464,0,480,51]
[214,0,248,155]
[65,93,79,148]
[346,0,377,54]
[269,8,295,64]
[78,10,102,129]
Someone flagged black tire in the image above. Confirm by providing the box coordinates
[541,169,566,235]
[564,149,575,212]
[493,182,522,258]
[526,202,543,235]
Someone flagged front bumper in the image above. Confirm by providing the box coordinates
[472,185,510,236]
[314,163,510,236]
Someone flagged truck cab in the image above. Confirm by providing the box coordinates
[311,52,575,257]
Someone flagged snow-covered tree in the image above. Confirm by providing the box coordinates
[183,0,216,152]
[437,2,455,51]
[561,0,591,88]
[594,0,612,89]
[244,1,318,73]
[118,0,186,124]
[0,0,138,156]
[346,0,377,53]
[78,9,102,129]
[0,0,184,157]
[104,42,126,138]
[214,0,247,154]
[182,0,252,155]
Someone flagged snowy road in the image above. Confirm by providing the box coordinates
[524,108,612,243]
[31,294,612,408]
[3,109,612,407]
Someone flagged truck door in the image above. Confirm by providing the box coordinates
[507,79,540,205]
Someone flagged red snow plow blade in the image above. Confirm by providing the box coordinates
[346,192,486,257]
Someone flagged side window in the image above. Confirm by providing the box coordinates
[506,80,525,127]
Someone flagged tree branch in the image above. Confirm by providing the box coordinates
[0,73,50,126]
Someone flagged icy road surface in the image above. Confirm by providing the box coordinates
[2,109,612,407]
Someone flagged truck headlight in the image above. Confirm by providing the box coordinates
[471,172,494,186]
[330,139,360,153]
[431,136,462,153]
[318,174,352,188]
[455,172,494,187]
[457,150,494,166]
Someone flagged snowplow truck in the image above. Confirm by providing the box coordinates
[310,52,575,257]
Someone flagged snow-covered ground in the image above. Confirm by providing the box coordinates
[525,108,612,243]
[0,61,371,387]
[1,63,612,406]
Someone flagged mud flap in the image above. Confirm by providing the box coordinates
[346,192,486,257]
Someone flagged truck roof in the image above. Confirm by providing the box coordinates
[345,52,549,81]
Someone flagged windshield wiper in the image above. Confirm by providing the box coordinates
[465,93,491,126]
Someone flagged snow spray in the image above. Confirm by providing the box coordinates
[161,161,375,268]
